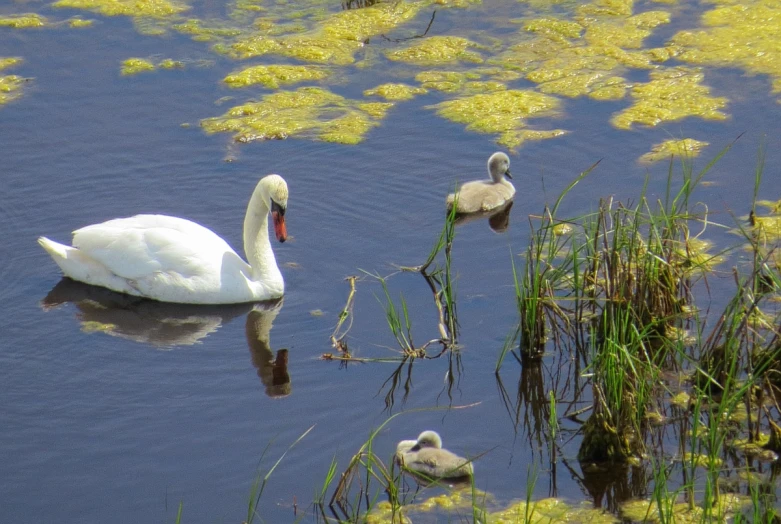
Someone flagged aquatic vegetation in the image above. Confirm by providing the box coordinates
[489,497,616,523]
[621,494,751,522]
[611,67,729,129]
[0,14,47,28]
[0,58,23,72]
[223,65,329,89]
[158,58,184,69]
[415,69,519,96]
[121,57,186,75]
[201,86,387,144]
[430,89,564,149]
[638,138,709,163]
[67,18,94,28]
[0,58,26,107]
[751,199,781,242]
[120,58,156,75]
[670,0,781,101]
[227,2,423,64]
[386,36,484,65]
[52,0,188,18]
[363,83,427,101]
[172,19,243,41]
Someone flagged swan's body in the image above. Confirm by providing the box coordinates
[446,152,515,214]
[395,430,473,480]
[38,174,289,305]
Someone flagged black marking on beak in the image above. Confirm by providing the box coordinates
[271,200,286,216]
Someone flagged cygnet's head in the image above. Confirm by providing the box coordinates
[412,430,443,451]
[487,152,512,182]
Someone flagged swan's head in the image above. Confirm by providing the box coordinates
[413,430,443,450]
[261,174,288,243]
[488,152,512,182]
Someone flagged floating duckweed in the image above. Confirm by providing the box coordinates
[752,215,781,242]
[490,498,617,524]
[121,58,155,75]
[0,74,26,106]
[201,86,386,145]
[68,18,94,27]
[319,112,377,144]
[578,0,635,17]
[670,0,781,100]
[431,89,562,149]
[621,500,704,522]
[0,58,22,72]
[172,19,243,41]
[224,65,329,89]
[623,495,753,522]
[639,138,709,163]
[683,452,723,468]
[670,391,690,407]
[159,59,185,69]
[0,14,47,28]
[610,67,729,129]
[356,102,393,118]
[462,81,506,93]
[53,0,187,18]
[415,70,482,92]
[731,433,771,455]
[0,58,24,106]
[524,17,583,40]
[363,83,427,101]
[386,36,484,65]
[229,2,422,64]
[365,501,409,524]
[584,11,670,49]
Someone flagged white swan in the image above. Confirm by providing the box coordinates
[395,430,473,480]
[446,151,515,214]
[38,174,289,305]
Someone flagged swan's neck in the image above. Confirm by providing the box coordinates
[243,192,282,286]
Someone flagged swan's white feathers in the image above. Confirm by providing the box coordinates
[40,175,287,304]
[72,215,244,281]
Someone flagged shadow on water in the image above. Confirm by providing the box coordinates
[40,278,290,397]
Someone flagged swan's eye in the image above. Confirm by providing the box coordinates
[271,200,286,216]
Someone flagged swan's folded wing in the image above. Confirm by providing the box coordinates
[73,216,239,280]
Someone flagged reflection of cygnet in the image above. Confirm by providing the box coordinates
[395,431,473,480]
[446,152,515,214]
[246,301,290,398]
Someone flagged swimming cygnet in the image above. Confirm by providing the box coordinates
[395,430,473,480]
[446,152,515,214]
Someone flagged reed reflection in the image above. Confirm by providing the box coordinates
[41,278,290,397]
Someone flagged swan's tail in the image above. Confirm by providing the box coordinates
[38,236,101,283]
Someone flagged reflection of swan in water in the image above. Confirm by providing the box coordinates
[42,278,253,348]
[451,200,514,234]
[245,301,291,398]
[42,279,291,397]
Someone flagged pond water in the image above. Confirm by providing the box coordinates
[1,0,781,522]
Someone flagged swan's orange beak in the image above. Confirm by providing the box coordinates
[271,201,287,243]
[272,211,287,243]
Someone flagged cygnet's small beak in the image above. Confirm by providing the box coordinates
[271,201,287,243]
[504,169,513,180]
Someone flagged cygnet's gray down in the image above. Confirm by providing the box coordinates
[446,152,515,214]
[395,430,473,480]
